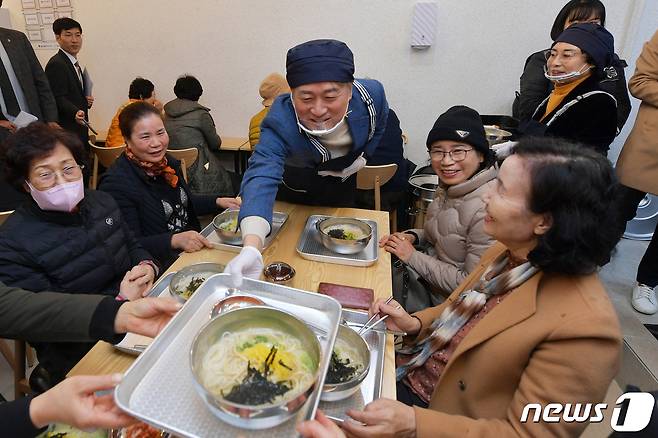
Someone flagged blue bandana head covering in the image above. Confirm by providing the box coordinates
[286,39,355,88]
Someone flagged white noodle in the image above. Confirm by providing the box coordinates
[200,327,314,404]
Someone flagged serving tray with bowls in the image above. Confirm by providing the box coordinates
[201,210,289,253]
[114,274,341,437]
[296,215,379,267]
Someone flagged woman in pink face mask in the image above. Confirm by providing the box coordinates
[0,123,159,390]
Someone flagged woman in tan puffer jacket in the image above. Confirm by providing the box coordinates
[381,106,496,312]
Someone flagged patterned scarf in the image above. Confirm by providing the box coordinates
[396,252,540,380]
[125,147,178,188]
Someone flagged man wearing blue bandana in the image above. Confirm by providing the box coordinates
[225,39,390,286]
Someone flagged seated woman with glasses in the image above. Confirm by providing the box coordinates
[379,106,496,312]
[0,123,158,388]
[517,22,618,155]
[100,101,240,269]
[315,137,622,438]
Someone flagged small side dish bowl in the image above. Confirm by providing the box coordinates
[263,262,296,285]
[169,262,224,303]
[212,209,242,245]
[321,324,370,401]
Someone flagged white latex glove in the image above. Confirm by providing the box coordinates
[491,140,519,160]
[317,153,367,181]
[223,245,263,288]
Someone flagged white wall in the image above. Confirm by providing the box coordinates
[1,0,656,165]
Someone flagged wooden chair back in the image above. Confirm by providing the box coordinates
[0,340,32,398]
[89,144,126,189]
[0,210,13,226]
[356,163,398,232]
[166,147,199,182]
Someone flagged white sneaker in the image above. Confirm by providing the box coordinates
[631,283,658,315]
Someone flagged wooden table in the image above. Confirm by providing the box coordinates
[219,136,249,174]
[69,202,396,400]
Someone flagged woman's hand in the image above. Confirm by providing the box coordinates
[343,399,416,438]
[118,271,143,301]
[369,299,420,336]
[125,264,155,298]
[297,410,346,438]
[379,233,416,262]
[29,374,136,430]
[216,197,242,210]
[171,230,212,252]
[114,297,181,337]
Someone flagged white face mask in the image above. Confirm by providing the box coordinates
[544,64,592,83]
[292,94,349,137]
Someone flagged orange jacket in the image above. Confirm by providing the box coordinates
[105,99,138,147]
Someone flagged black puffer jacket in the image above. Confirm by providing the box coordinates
[521,75,617,155]
[514,50,631,131]
[99,154,218,268]
[0,189,153,380]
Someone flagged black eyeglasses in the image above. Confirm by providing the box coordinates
[429,148,473,162]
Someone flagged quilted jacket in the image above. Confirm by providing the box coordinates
[406,166,497,296]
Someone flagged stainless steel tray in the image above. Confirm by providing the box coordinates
[319,309,386,420]
[114,274,342,438]
[296,215,379,267]
[201,211,288,253]
[113,271,177,355]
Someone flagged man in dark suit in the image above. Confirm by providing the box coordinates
[45,17,93,145]
[0,1,60,210]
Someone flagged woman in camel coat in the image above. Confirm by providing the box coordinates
[615,29,658,315]
[303,138,622,438]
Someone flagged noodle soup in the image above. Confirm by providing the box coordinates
[327,337,365,384]
[190,306,321,428]
[200,327,316,405]
[321,324,370,401]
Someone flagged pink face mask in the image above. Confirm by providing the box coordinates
[26,178,84,212]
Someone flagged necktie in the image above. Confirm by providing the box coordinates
[0,59,20,116]
[74,61,84,89]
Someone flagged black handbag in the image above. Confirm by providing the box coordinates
[392,256,443,314]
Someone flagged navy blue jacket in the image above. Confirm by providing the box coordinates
[99,154,218,268]
[240,78,389,224]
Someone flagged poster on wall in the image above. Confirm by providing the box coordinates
[21,0,73,49]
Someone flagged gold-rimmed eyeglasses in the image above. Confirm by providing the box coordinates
[32,164,84,186]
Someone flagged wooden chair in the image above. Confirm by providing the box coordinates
[166,147,199,182]
[0,210,13,226]
[0,339,31,398]
[89,144,126,189]
[356,164,398,232]
[0,210,35,397]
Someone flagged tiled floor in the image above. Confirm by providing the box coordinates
[600,238,656,325]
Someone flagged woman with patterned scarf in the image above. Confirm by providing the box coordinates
[100,101,239,268]
[299,137,623,438]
